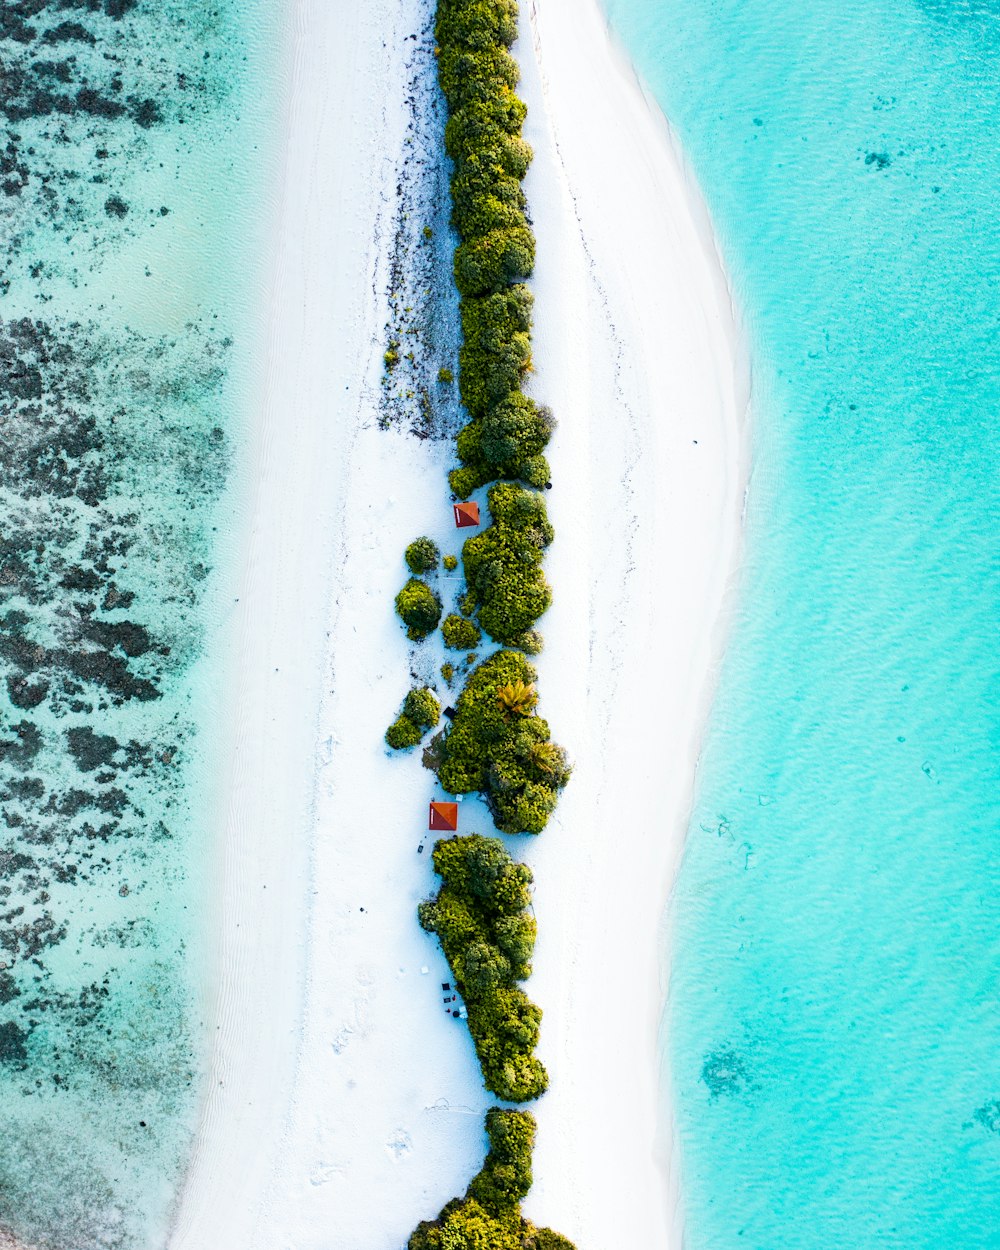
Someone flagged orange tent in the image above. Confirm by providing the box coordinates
[453,501,480,528]
[429,800,459,831]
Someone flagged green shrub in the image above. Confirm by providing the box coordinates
[451,169,528,239]
[465,282,533,335]
[386,715,422,750]
[445,98,529,163]
[395,577,443,641]
[452,132,533,188]
[443,554,459,572]
[468,1108,535,1211]
[407,1106,576,1249]
[419,835,546,1100]
[438,45,520,113]
[531,1233,578,1250]
[458,193,532,245]
[517,453,552,489]
[384,340,400,372]
[462,483,553,645]
[459,287,534,417]
[455,396,554,489]
[437,366,454,384]
[441,662,455,683]
[405,535,440,574]
[516,628,543,655]
[436,0,519,53]
[442,614,482,651]
[449,464,486,499]
[404,686,441,730]
[454,226,535,298]
[385,687,440,749]
[409,1199,522,1250]
[434,651,569,833]
[480,396,552,466]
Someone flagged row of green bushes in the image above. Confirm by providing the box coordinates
[436,0,557,647]
[419,834,546,1101]
[461,482,553,647]
[407,7,574,1248]
[409,1108,576,1249]
[436,650,569,834]
[450,290,556,497]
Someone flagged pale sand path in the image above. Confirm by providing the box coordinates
[169,0,749,1246]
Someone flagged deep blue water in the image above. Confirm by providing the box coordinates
[600,0,1000,1245]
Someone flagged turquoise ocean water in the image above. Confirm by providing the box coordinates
[0,3,279,1246]
[600,0,1000,1244]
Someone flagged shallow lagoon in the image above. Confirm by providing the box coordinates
[0,2,279,1244]
[602,0,1000,1244]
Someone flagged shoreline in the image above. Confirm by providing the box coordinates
[168,0,749,1245]
[170,1,492,1246]
[167,0,379,1241]
[518,0,750,1245]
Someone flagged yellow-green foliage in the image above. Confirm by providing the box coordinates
[435,0,519,54]
[406,536,441,574]
[405,687,442,729]
[408,1108,576,1249]
[395,576,443,641]
[435,650,569,834]
[405,7,573,1243]
[445,95,528,158]
[454,228,535,299]
[437,43,520,114]
[419,835,545,1101]
[386,715,423,750]
[453,393,553,494]
[386,686,441,750]
[436,0,551,489]
[442,613,483,651]
[459,287,534,418]
[461,483,553,646]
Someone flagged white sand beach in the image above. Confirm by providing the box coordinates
[169,0,749,1247]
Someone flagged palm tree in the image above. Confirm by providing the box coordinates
[529,740,563,776]
[496,679,537,718]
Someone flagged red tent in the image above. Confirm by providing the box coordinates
[453,501,480,528]
[429,800,459,831]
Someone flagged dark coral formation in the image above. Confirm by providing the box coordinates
[0,0,238,297]
[0,2,252,1244]
[0,312,229,1090]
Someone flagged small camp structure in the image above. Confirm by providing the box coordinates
[429,800,459,831]
[453,500,480,528]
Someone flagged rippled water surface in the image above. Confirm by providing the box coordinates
[0,2,279,1245]
[600,0,1000,1244]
